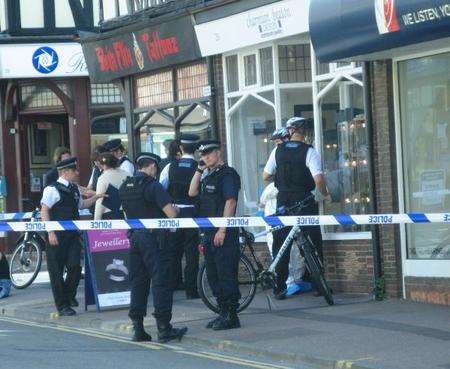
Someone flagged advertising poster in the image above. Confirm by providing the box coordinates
[85,229,131,310]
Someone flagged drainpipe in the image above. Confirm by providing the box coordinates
[207,56,219,140]
[363,62,384,300]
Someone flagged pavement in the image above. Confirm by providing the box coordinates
[1,282,450,369]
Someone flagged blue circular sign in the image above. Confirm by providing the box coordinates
[32,46,59,74]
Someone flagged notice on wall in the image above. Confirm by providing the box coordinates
[85,229,131,310]
[415,170,447,207]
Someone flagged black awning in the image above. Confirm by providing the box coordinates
[310,0,450,62]
[80,15,202,83]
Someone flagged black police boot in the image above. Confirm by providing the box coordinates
[157,320,188,343]
[206,301,226,329]
[212,303,240,331]
[131,318,152,342]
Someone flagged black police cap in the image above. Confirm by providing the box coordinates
[135,152,161,166]
[56,157,78,170]
[103,138,123,152]
[179,134,200,145]
[197,140,221,155]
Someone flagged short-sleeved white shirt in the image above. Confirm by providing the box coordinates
[263,144,323,177]
[120,158,135,176]
[41,178,83,209]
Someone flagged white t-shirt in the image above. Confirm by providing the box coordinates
[41,178,83,209]
[94,168,129,220]
[263,144,323,177]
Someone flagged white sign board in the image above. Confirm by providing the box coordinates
[195,0,310,56]
[0,43,88,78]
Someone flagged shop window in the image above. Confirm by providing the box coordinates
[19,83,68,110]
[91,114,127,150]
[54,0,75,28]
[225,55,239,93]
[243,54,257,86]
[320,82,371,232]
[90,83,122,105]
[229,92,275,216]
[398,53,450,260]
[259,47,274,86]
[135,70,173,108]
[177,63,208,101]
[179,105,213,141]
[139,111,175,157]
[19,0,44,28]
[0,0,7,31]
[278,44,311,83]
[280,88,313,124]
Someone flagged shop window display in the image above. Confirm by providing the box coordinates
[399,53,450,260]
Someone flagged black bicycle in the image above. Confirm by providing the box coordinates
[9,204,46,289]
[197,195,334,313]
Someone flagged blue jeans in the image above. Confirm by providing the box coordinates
[0,279,11,299]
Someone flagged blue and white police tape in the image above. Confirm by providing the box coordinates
[0,209,91,221]
[0,213,449,233]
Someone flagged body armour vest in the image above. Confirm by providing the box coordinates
[119,175,165,219]
[199,165,240,218]
[274,141,315,195]
[50,182,80,221]
[168,158,197,204]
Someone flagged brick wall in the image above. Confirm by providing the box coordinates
[405,277,450,305]
[370,60,403,298]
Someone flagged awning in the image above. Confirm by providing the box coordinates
[80,15,202,83]
[310,0,450,62]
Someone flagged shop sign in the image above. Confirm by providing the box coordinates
[194,0,309,56]
[0,43,88,78]
[310,0,450,62]
[85,229,131,310]
[80,16,202,83]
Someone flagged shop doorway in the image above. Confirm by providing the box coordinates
[19,114,69,207]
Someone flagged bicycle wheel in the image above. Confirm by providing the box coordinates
[302,240,334,306]
[197,253,258,314]
[9,239,42,289]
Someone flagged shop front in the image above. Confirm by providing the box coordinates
[195,0,377,294]
[80,14,217,158]
[310,0,450,304]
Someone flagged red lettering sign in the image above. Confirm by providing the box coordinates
[141,32,179,62]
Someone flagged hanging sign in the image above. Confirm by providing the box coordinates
[85,229,131,310]
[80,16,202,83]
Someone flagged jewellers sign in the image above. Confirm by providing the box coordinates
[0,43,88,78]
[310,0,450,62]
[85,230,131,310]
[194,0,309,56]
[80,16,201,83]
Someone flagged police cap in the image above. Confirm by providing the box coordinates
[103,138,123,152]
[56,157,78,170]
[135,152,161,167]
[197,140,221,155]
[179,134,200,145]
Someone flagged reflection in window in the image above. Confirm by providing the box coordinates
[278,44,311,83]
[91,83,123,104]
[135,70,173,108]
[321,82,371,232]
[177,63,208,101]
[244,54,257,86]
[399,53,450,259]
[91,114,127,151]
[226,55,239,92]
[260,47,274,86]
[139,111,175,158]
[179,105,212,141]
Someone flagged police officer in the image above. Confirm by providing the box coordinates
[188,141,242,330]
[103,139,135,176]
[160,134,200,298]
[263,117,330,300]
[40,158,104,316]
[119,153,187,343]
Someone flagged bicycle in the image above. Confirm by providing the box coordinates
[197,195,334,313]
[9,204,46,289]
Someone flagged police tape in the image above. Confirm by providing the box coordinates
[0,213,449,233]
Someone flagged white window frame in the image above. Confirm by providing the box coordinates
[311,46,371,241]
[392,47,450,291]
[240,52,259,89]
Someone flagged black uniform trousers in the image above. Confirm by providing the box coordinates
[204,228,241,307]
[272,192,323,293]
[128,230,174,323]
[46,231,82,311]
[168,207,199,294]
